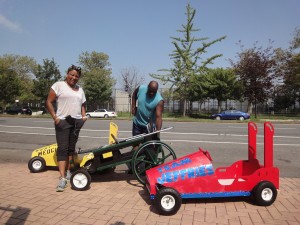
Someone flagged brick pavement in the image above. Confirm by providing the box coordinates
[0,163,299,225]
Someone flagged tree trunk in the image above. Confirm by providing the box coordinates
[183,99,186,117]
[218,100,222,113]
[247,102,253,114]
[189,101,193,115]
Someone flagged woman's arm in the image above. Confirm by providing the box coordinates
[81,102,87,121]
[46,89,59,124]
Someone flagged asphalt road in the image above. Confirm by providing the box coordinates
[0,116,299,177]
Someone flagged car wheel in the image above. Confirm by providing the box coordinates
[86,114,91,118]
[155,187,182,215]
[215,116,221,120]
[132,141,176,185]
[252,181,277,206]
[104,114,109,118]
[28,156,46,173]
[70,168,91,191]
[239,116,245,121]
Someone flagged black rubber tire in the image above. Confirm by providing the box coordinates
[239,116,245,121]
[132,141,176,185]
[28,156,46,173]
[252,181,277,206]
[155,187,182,215]
[104,114,109,118]
[86,114,91,118]
[70,168,91,191]
[216,116,221,120]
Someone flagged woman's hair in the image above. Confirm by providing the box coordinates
[67,65,81,76]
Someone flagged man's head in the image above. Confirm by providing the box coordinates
[147,81,158,98]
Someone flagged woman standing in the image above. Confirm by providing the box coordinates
[46,65,87,192]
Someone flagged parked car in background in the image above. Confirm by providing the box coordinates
[86,109,117,118]
[4,105,32,115]
[211,110,250,121]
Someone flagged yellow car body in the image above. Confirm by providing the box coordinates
[28,122,118,172]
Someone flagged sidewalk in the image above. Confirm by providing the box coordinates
[0,163,299,225]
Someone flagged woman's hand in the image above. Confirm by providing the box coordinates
[54,117,60,125]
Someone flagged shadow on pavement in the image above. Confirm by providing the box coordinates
[0,205,30,225]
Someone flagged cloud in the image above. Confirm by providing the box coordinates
[0,14,22,32]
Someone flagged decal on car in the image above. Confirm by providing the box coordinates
[37,146,56,156]
[157,164,214,184]
[157,157,192,173]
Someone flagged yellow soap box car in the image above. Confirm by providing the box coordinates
[28,122,119,173]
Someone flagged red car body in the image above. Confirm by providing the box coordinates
[146,122,279,215]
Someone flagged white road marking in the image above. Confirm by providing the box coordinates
[0,130,299,147]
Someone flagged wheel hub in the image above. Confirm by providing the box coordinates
[73,173,88,188]
[161,195,175,209]
[261,188,273,201]
[33,161,42,169]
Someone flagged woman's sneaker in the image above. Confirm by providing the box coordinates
[66,170,72,180]
[56,177,67,192]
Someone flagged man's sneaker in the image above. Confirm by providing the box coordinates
[56,178,67,192]
[66,170,72,180]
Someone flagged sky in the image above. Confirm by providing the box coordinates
[0,0,299,88]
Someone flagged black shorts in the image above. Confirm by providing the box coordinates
[55,119,85,161]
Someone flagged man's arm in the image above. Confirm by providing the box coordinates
[131,86,139,115]
[155,100,164,131]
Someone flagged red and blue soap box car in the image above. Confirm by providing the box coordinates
[145,122,279,215]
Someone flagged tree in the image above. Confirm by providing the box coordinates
[0,54,37,79]
[286,28,300,109]
[120,67,144,111]
[78,51,115,109]
[32,58,61,103]
[273,28,300,111]
[273,85,295,111]
[231,42,276,117]
[121,67,144,96]
[278,52,300,110]
[0,64,21,106]
[151,3,226,116]
[288,54,300,107]
[0,54,38,102]
[291,27,300,49]
[201,68,243,113]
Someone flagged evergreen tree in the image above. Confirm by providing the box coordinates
[151,3,226,116]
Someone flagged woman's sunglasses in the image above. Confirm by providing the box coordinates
[69,65,81,72]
